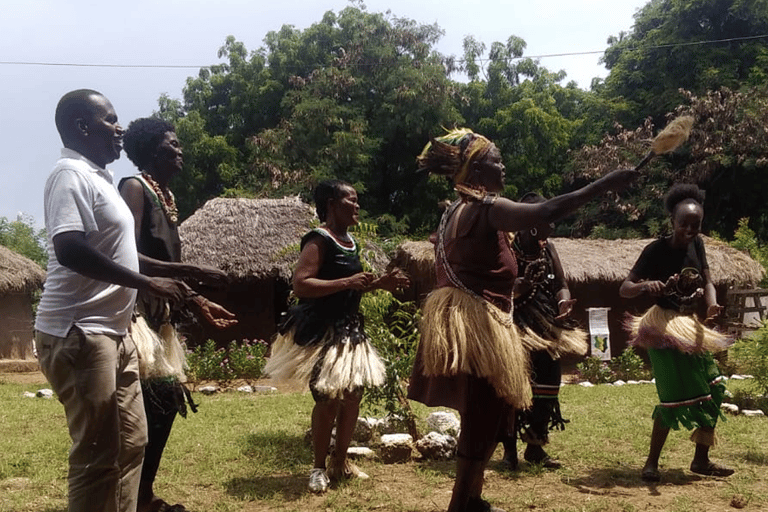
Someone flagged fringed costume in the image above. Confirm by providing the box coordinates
[119,175,197,491]
[409,194,556,466]
[264,228,385,399]
[625,236,731,444]
[512,239,588,446]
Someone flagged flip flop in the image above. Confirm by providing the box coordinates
[690,462,734,477]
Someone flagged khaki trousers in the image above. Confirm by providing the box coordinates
[35,327,148,512]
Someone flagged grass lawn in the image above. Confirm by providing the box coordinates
[1,375,767,512]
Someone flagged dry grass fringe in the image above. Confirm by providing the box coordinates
[131,315,187,380]
[264,331,385,399]
[628,305,731,354]
[419,287,554,409]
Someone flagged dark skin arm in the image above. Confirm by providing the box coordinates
[619,268,721,324]
[487,168,639,233]
[119,178,229,287]
[547,241,576,318]
[52,230,188,303]
[293,237,410,298]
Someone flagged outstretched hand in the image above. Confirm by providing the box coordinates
[192,295,238,329]
[600,168,641,193]
[372,269,410,293]
[147,277,191,304]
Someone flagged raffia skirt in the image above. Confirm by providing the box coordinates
[264,317,386,399]
[626,305,731,443]
[408,287,553,413]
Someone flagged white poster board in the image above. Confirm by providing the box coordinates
[587,307,611,360]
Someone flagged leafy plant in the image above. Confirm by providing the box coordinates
[186,339,268,382]
[360,292,421,439]
[610,347,651,382]
[729,322,768,398]
[577,349,652,384]
[576,356,616,384]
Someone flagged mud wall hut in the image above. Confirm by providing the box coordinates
[0,245,45,359]
[389,236,764,358]
[178,196,389,347]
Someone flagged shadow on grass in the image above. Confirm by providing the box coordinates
[226,431,312,502]
[562,465,703,497]
[742,449,768,466]
[240,432,312,468]
[225,474,307,502]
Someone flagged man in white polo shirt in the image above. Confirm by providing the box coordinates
[35,89,190,512]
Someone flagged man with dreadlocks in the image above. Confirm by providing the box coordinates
[408,128,638,512]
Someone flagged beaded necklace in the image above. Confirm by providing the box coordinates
[140,172,178,225]
[436,195,514,326]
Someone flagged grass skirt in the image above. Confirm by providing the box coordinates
[626,305,731,354]
[417,287,552,409]
[627,306,728,433]
[131,313,187,381]
[264,325,386,399]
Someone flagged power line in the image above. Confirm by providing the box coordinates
[1,34,766,69]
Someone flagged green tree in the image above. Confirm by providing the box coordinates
[454,35,588,201]
[0,215,47,269]
[161,6,461,233]
[566,85,768,240]
[601,0,768,126]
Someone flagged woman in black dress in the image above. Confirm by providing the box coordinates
[264,180,408,493]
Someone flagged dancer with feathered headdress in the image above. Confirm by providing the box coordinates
[409,128,638,512]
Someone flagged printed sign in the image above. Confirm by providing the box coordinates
[587,307,611,360]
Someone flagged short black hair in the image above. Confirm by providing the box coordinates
[313,180,352,222]
[663,183,705,216]
[123,117,176,171]
[55,89,104,144]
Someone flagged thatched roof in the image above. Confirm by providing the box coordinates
[0,245,45,295]
[179,196,389,280]
[391,236,765,288]
[552,236,764,287]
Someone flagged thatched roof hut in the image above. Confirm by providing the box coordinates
[0,245,45,295]
[0,245,45,359]
[178,196,389,346]
[548,236,764,287]
[389,236,764,358]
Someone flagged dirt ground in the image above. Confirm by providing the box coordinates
[2,366,763,512]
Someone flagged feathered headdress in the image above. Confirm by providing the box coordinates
[417,128,494,184]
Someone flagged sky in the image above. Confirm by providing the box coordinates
[0,0,648,229]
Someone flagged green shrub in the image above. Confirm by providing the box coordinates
[730,322,768,398]
[360,291,420,434]
[577,349,652,384]
[576,356,616,384]
[186,339,268,382]
[610,347,651,381]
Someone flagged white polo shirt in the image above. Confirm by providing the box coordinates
[35,148,139,337]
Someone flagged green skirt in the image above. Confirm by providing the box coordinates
[649,348,726,430]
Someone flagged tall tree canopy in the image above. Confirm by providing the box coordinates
[160,5,461,233]
[600,0,768,126]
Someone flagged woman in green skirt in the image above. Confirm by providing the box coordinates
[620,184,733,482]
